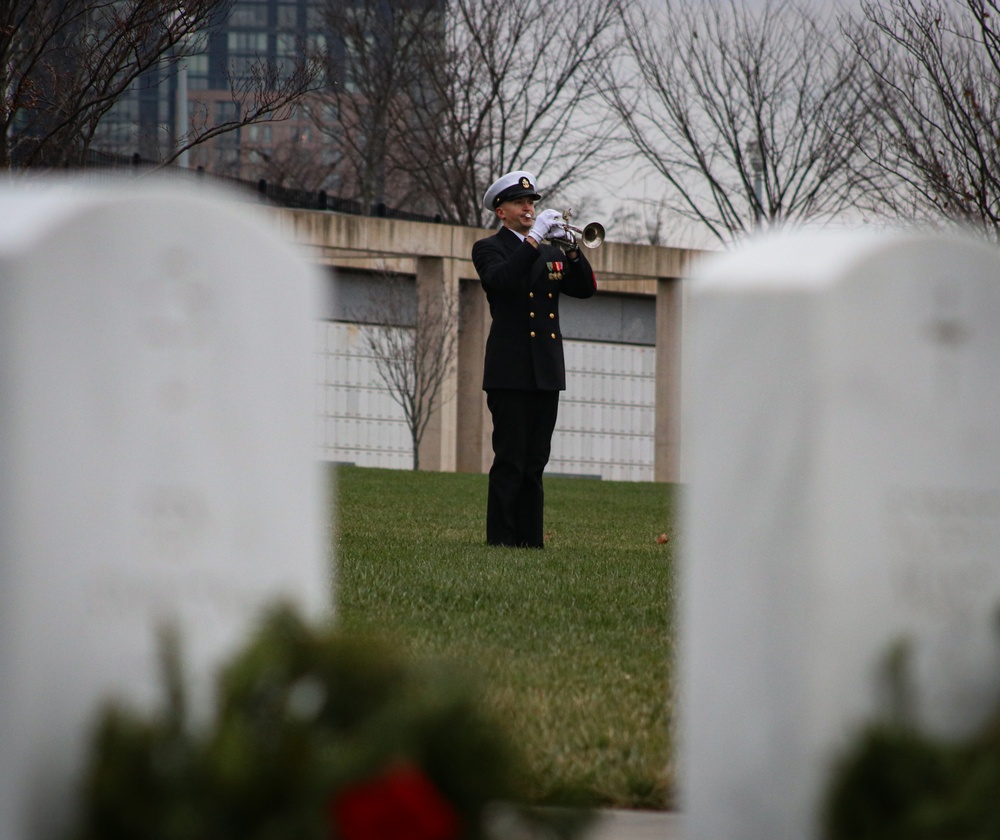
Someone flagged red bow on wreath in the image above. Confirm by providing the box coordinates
[329,764,461,840]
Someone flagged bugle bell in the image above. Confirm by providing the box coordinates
[565,220,605,249]
[557,208,604,250]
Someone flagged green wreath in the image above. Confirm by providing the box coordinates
[72,605,590,840]
[823,630,1000,840]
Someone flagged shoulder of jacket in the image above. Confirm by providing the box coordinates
[474,231,504,249]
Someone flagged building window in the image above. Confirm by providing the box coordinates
[305,5,324,30]
[227,55,262,81]
[216,100,241,123]
[247,124,272,144]
[229,3,268,27]
[228,31,268,53]
[186,54,209,90]
[306,32,327,54]
[276,32,297,57]
[277,3,299,28]
[215,146,240,175]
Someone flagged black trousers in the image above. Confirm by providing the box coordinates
[485,389,560,548]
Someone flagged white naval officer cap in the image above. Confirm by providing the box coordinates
[483,171,541,211]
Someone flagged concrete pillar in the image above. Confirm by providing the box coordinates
[456,278,491,473]
[655,276,683,482]
[415,256,459,472]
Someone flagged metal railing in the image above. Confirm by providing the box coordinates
[75,148,449,225]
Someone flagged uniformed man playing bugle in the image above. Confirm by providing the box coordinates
[471,170,598,548]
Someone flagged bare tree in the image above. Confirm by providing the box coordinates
[307,0,442,211]
[846,0,1000,237]
[305,0,621,225]
[408,0,624,226]
[0,0,319,171]
[356,274,458,471]
[168,60,321,169]
[238,108,342,191]
[605,0,874,245]
[614,196,697,247]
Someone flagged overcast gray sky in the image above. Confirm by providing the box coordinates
[556,0,868,248]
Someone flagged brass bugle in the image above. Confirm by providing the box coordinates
[564,221,605,249]
[557,208,604,250]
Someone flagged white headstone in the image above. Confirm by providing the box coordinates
[681,229,1000,840]
[0,179,329,840]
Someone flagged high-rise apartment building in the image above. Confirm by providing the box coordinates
[94,0,323,177]
[95,0,439,200]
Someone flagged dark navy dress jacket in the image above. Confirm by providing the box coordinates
[471,227,597,391]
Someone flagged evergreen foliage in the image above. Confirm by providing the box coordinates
[73,605,586,840]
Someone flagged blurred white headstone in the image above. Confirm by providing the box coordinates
[681,229,1000,840]
[0,179,329,840]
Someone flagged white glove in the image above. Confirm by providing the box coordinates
[548,222,574,242]
[528,208,564,243]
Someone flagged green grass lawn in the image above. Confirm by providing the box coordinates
[331,464,678,810]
